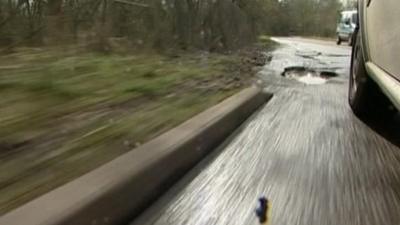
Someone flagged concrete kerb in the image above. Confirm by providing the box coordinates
[0,86,273,225]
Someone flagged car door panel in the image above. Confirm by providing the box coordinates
[366,0,400,81]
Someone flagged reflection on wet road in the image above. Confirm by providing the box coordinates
[131,38,400,225]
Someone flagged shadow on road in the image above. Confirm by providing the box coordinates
[361,112,400,148]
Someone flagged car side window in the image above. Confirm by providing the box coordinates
[341,14,349,22]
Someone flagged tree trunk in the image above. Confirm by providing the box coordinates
[46,0,64,45]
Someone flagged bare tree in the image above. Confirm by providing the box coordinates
[0,0,343,51]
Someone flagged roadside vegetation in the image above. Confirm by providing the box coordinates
[0,40,275,214]
[0,0,348,214]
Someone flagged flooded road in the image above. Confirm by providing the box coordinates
[131,38,400,225]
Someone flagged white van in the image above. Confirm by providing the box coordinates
[336,10,357,45]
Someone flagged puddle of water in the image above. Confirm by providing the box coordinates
[281,66,338,85]
[296,73,327,85]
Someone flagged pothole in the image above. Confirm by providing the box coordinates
[281,66,339,85]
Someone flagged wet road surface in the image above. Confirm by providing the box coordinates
[131,38,400,225]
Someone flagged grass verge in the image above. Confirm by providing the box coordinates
[0,42,274,214]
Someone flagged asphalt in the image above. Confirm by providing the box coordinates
[131,37,400,225]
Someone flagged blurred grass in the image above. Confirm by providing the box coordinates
[0,47,242,214]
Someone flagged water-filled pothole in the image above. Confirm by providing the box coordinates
[281,66,338,85]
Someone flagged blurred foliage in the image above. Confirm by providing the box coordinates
[0,0,343,52]
[0,47,250,214]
